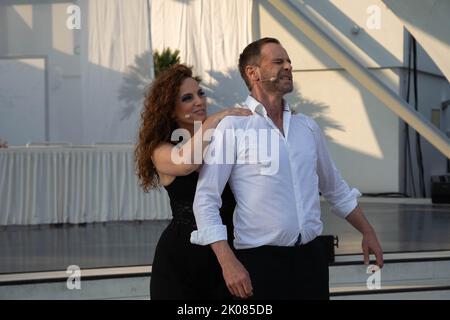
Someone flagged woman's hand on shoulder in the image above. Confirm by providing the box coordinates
[209,106,253,124]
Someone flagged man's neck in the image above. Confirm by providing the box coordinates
[250,90,284,121]
[250,89,285,135]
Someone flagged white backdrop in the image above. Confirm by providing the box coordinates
[0,1,153,146]
[151,0,253,113]
[0,58,46,146]
[79,0,154,144]
[1,0,254,145]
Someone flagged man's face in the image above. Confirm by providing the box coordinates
[257,43,293,95]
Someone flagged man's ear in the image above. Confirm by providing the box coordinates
[245,65,259,83]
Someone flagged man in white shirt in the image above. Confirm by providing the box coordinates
[191,37,383,300]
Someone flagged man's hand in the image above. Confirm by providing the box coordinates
[362,230,384,268]
[211,240,253,299]
[221,255,253,299]
[345,204,384,268]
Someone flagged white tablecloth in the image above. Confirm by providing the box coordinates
[0,146,172,225]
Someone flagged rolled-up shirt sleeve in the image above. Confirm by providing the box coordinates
[310,118,361,218]
[190,118,235,245]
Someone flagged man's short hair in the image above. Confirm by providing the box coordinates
[238,37,281,91]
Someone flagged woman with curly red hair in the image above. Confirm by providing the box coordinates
[135,64,251,299]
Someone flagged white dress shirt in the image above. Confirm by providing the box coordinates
[191,95,361,249]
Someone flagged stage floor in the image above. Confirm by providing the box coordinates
[1,200,450,274]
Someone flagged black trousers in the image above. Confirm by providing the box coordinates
[235,237,330,300]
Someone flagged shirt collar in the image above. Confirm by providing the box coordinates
[243,95,291,117]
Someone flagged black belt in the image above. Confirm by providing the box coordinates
[171,215,197,228]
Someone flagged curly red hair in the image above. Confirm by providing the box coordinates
[135,64,199,192]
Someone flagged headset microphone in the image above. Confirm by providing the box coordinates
[261,76,277,82]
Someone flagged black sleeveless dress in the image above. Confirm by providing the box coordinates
[150,171,236,300]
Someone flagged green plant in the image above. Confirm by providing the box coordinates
[153,48,181,77]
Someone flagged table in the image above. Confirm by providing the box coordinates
[0,145,172,225]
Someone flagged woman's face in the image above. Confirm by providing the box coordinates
[172,77,207,128]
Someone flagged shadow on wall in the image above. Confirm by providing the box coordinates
[118,57,345,142]
[202,68,249,114]
[1,2,153,144]
[382,0,450,48]
[118,51,153,121]
[202,67,344,141]
[200,68,401,193]
[301,0,404,68]
[0,59,47,145]
[173,0,196,4]
[286,85,344,141]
